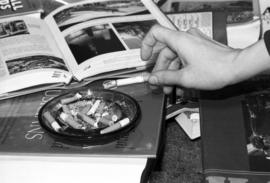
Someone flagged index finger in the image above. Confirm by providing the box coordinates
[140,24,180,61]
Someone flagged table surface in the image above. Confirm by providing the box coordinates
[39,1,203,182]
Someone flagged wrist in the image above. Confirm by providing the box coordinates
[230,39,270,84]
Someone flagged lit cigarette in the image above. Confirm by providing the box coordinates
[60,112,82,129]
[87,100,101,115]
[103,72,150,89]
[100,118,130,134]
[43,111,61,132]
[60,93,82,104]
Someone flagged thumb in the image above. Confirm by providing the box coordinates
[148,70,183,86]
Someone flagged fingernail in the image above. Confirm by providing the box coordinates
[149,76,158,85]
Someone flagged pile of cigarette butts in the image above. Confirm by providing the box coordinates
[43,90,131,135]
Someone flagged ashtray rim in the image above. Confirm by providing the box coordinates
[38,88,141,145]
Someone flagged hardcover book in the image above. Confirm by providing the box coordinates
[0,77,166,183]
[200,79,270,183]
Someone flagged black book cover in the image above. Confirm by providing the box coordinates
[0,77,166,183]
[0,78,165,157]
[200,80,270,182]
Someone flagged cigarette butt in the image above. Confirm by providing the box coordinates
[103,113,114,121]
[100,118,130,134]
[112,114,118,122]
[96,102,105,114]
[61,93,82,104]
[57,117,69,130]
[60,112,82,129]
[81,103,92,114]
[43,111,61,132]
[87,89,93,96]
[53,103,63,111]
[102,111,109,117]
[99,117,114,126]
[110,108,122,122]
[87,100,101,115]
[77,112,96,126]
[103,80,117,89]
[62,104,71,114]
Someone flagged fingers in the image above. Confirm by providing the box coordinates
[149,69,183,86]
[152,47,177,72]
[162,58,181,94]
[176,88,184,96]
[141,24,180,61]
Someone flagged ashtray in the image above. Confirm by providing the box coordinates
[38,88,140,145]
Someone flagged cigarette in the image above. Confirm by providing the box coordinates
[111,114,118,122]
[87,89,93,96]
[60,93,82,104]
[77,112,96,126]
[53,103,63,111]
[80,103,92,114]
[62,104,71,114]
[87,99,101,115]
[95,102,105,114]
[103,72,150,89]
[43,111,61,132]
[100,118,130,134]
[99,117,114,126]
[60,112,83,129]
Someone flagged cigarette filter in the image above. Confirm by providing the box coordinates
[43,111,61,132]
[100,118,130,134]
[60,112,82,129]
[103,72,150,89]
[77,112,96,126]
[60,93,82,104]
[87,99,101,115]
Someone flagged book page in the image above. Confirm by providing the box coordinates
[44,0,156,81]
[0,16,72,95]
[0,16,70,79]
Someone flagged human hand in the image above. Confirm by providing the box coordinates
[141,25,244,93]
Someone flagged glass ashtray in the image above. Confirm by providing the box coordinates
[38,88,140,145]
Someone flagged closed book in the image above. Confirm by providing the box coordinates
[0,78,165,183]
[200,79,270,182]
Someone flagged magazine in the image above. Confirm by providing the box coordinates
[0,0,213,99]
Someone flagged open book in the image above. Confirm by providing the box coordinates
[0,0,214,99]
[0,0,170,98]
